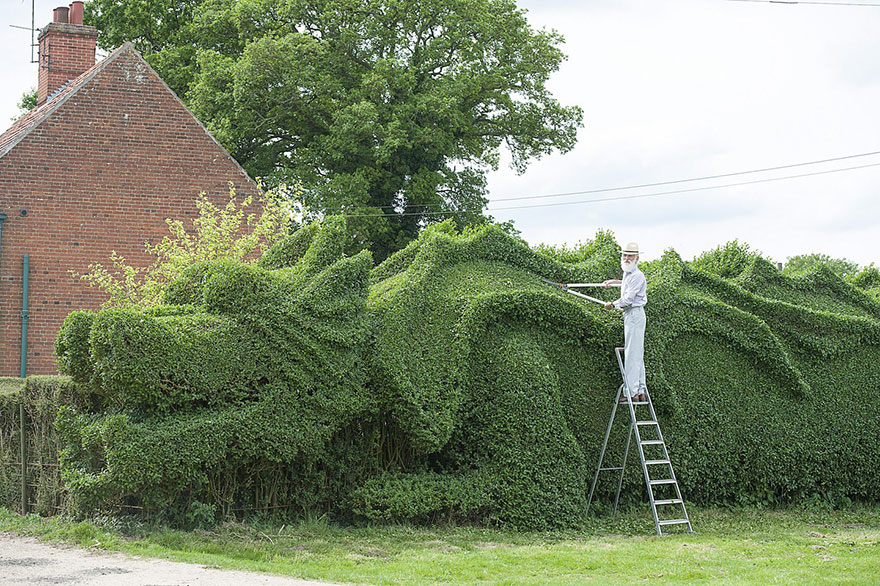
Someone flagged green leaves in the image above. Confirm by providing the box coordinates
[784,253,860,279]
[86,0,202,98]
[91,0,583,261]
[50,224,880,529]
[12,88,37,121]
[691,239,766,279]
[55,218,374,518]
[74,187,292,309]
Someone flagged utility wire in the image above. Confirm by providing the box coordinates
[727,0,880,7]
[338,159,880,217]
[318,149,880,214]
[487,160,880,212]
[482,149,880,204]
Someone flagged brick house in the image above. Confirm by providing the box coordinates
[0,3,261,376]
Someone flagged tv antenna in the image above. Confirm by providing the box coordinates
[8,0,39,64]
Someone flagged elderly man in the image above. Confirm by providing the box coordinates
[603,242,647,403]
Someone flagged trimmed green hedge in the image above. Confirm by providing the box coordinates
[0,376,98,515]
[53,217,880,528]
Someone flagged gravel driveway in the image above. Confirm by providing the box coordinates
[0,532,347,586]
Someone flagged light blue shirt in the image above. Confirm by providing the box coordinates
[613,266,647,309]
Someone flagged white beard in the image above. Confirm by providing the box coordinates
[621,260,638,273]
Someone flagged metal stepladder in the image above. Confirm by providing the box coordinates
[586,347,693,536]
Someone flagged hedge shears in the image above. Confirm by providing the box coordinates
[540,278,620,306]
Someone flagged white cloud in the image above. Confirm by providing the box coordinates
[488,0,880,267]
[0,1,65,122]
[2,1,878,266]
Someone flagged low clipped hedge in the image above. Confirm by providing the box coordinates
[0,376,98,515]
[51,217,880,528]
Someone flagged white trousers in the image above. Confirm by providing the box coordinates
[622,306,647,397]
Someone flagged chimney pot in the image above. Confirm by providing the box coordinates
[37,3,97,106]
[69,1,84,26]
[53,7,69,23]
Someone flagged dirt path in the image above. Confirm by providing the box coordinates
[0,532,348,586]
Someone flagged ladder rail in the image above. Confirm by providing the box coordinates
[586,385,622,515]
[641,379,693,534]
[615,348,662,533]
[612,415,633,518]
[587,347,693,536]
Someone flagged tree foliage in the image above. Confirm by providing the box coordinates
[12,88,37,121]
[85,0,202,97]
[783,253,860,279]
[850,264,880,301]
[85,0,583,261]
[74,185,291,308]
[691,239,766,280]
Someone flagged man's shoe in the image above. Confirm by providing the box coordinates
[634,393,648,402]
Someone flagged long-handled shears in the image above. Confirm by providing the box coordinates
[540,278,620,306]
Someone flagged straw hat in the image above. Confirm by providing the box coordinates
[621,242,640,256]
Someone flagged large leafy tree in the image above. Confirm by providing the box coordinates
[12,88,37,121]
[85,0,202,97]
[86,0,582,260]
[783,253,860,279]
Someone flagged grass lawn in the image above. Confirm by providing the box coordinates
[1,507,879,585]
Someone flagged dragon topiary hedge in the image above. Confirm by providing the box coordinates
[53,217,880,529]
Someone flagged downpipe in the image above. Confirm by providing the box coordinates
[0,213,5,261]
[20,254,29,377]
[20,254,29,514]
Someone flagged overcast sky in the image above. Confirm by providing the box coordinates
[2,0,879,266]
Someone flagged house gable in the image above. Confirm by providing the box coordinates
[0,43,261,376]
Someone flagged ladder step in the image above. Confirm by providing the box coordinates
[590,365,693,537]
[658,519,690,526]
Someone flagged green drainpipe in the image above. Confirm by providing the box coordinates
[20,254,29,377]
[0,217,27,513]
[0,214,5,293]
[20,254,29,514]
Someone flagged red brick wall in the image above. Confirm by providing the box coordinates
[0,47,260,376]
[37,23,98,106]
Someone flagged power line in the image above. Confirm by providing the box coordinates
[337,159,880,217]
[488,160,880,212]
[726,0,880,7]
[488,149,880,204]
[317,149,880,215]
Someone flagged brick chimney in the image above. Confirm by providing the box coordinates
[37,2,98,106]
